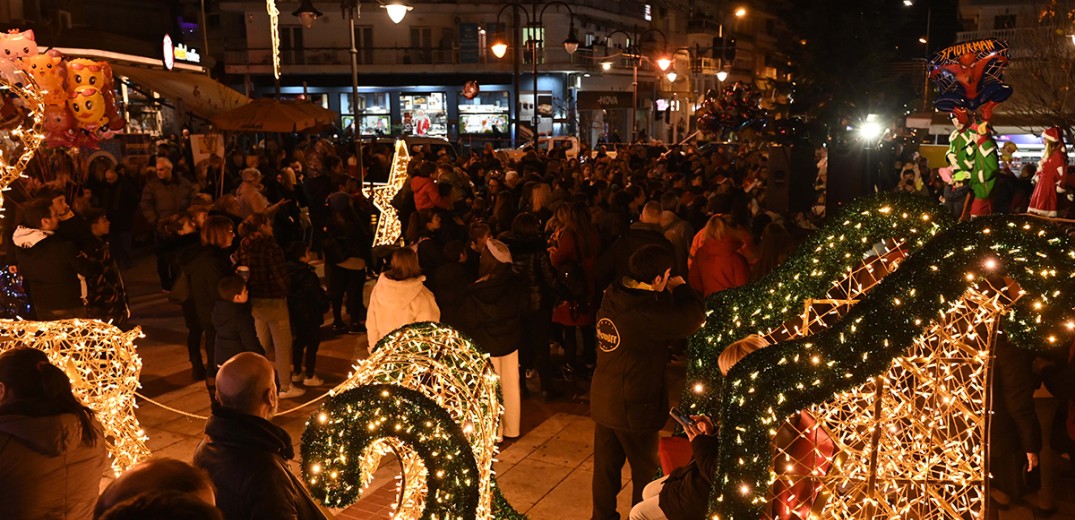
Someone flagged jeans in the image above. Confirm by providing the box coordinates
[628,476,669,520]
[182,301,216,376]
[250,297,294,390]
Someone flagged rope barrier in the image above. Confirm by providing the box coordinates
[134,389,333,421]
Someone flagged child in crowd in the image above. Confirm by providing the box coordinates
[211,276,262,371]
[285,242,330,386]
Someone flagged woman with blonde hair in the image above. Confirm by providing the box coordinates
[366,247,441,347]
[530,182,553,227]
[688,214,750,297]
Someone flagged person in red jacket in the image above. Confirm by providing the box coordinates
[688,214,750,297]
[410,162,450,211]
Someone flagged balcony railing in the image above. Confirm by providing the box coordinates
[225,45,616,71]
[955,27,1048,43]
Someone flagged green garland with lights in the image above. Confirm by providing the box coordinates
[681,193,954,418]
[300,321,527,519]
[708,214,1075,518]
[302,384,481,513]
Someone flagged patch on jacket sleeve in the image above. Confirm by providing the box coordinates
[597,318,621,352]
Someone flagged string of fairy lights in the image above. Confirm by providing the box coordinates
[371,139,411,246]
[682,194,954,419]
[301,322,525,519]
[266,0,281,79]
[704,207,1075,519]
[0,75,46,210]
[0,319,148,476]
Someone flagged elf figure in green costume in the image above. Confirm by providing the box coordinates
[968,121,998,217]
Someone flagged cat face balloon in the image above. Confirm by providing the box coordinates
[0,30,37,63]
[67,86,108,130]
[25,50,66,104]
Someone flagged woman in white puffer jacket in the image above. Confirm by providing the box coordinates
[366,247,441,347]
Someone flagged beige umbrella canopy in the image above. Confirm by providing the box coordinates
[210,98,338,133]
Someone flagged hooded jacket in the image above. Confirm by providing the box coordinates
[596,222,677,292]
[688,236,750,297]
[193,408,330,520]
[590,281,705,433]
[13,226,86,318]
[0,412,107,520]
[457,271,528,357]
[366,273,441,347]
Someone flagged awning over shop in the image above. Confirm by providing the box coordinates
[577,91,633,110]
[111,63,250,120]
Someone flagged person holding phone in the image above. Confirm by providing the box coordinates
[590,244,706,519]
[628,412,719,520]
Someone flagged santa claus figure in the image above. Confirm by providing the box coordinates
[1028,127,1067,218]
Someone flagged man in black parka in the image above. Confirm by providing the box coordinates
[194,353,330,520]
[590,244,706,519]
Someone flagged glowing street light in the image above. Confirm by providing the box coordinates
[382,2,413,24]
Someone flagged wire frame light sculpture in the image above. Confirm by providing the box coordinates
[0,74,46,209]
[766,274,1006,518]
[301,322,516,519]
[370,139,411,246]
[0,319,147,475]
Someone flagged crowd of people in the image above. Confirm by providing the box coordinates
[2,126,1075,519]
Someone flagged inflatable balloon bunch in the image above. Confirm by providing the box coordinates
[695,81,765,140]
[928,38,1012,123]
[0,29,125,149]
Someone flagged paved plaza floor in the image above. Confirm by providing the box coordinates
[116,253,1075,519]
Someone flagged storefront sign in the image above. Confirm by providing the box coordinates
[174,43,201,64]
[577,91,632,110]
[459,23,479,64]
[162,34,174,70]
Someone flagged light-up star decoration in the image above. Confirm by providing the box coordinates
[0,319,148,475]
[301,322,524,519]
[370,139,411,246]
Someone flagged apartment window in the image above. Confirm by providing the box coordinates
[410,27,433,64]
[280,26,304,65]
[355,25,373,64]
[765,18,775,35]
[993,14,1016,29]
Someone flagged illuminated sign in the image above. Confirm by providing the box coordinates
[644,4,652,21]
[162,34,174,70]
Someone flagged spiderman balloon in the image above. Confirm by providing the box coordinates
[928,38,1012,124]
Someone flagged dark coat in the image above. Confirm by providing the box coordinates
[286,261,329,325]
[77,236,129,324]
[13,228,84,317]
[501,233,560,311]
[194,408,329,520]
[183,245,233,326]
[93,175,140,232]
[596,222,677,292]
[432,261,473,329]
[457,271,528,357]
[590,282,705,433]
[212,300,262,367]
[659,433,720,520]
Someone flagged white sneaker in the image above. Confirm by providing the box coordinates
[291,373,303,383]
[303,375,324,387]
[278,386,306,399]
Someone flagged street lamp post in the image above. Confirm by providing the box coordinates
[603,27,671,142]
[490,1,579,150]
[293,0,411,186]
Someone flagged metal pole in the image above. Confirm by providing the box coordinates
[631,61,638,143]
[531,0,540,149]
[921,8,932,111]
[512,5,521,147]
[347,1,365,185]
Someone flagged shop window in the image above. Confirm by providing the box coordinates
[341,92,391,136]
[400,92,447,137]
[459,91,510,135]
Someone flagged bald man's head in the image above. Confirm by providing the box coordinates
[640,201,662,224]
[215,353,276,418]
